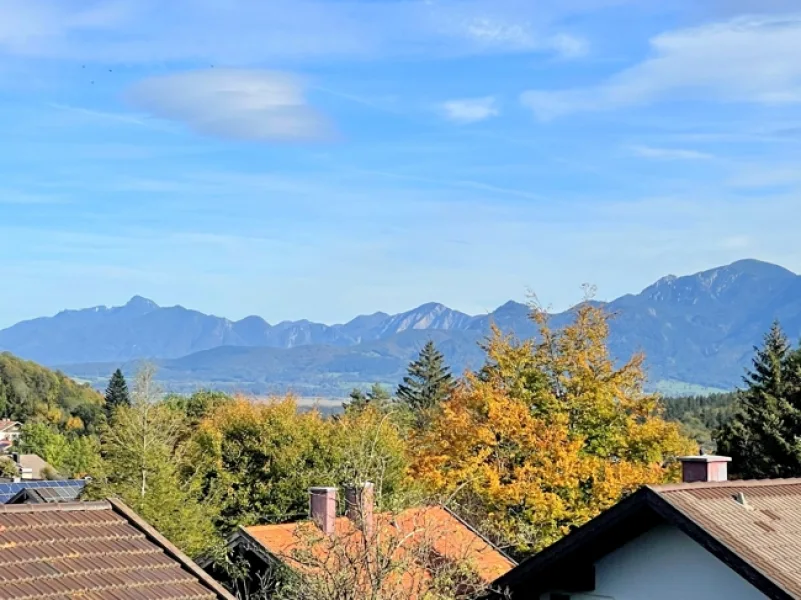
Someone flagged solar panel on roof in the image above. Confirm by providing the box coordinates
[0,479,87,504]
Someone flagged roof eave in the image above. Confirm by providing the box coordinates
[493,487,793,600]
[649,488,792,600]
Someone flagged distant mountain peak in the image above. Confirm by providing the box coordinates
[715,258,796,278]
[412,302,448,313]
[124,296,159,312]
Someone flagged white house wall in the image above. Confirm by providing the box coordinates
[543,524,767,600]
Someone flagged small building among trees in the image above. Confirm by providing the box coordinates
[207,482,515,599]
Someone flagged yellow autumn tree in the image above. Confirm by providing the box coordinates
[412,302,695,556]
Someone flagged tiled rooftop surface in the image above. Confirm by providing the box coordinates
[0,499,233,599]
[245,505,515,595]
[654,478,801,597]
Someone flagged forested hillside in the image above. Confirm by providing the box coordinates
[0,352,104,430]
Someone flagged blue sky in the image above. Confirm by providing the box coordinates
[2,0,801,328]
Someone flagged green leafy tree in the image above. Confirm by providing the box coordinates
[715,322,801,479]
[17,421,70,472]
[187,397,410,534]
[17,420,101,478]
[0,457,18,478]
[396,341,455,417]
[104,369,131,414]
[91,365,220,557]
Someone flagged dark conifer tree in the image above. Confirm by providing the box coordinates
[343,383,392,414]
[396,340,455,416]
[104,369,131,414]
[715,322,801,478]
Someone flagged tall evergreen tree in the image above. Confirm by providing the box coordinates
[343,383,392,414]
[715,322,801,479]
[105,369,131,414]
[396,341,455,415]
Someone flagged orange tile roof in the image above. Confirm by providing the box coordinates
[244,505,515,596]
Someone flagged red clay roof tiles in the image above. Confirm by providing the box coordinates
[244,504,515,597]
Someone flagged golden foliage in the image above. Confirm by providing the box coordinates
[412,303,695,554]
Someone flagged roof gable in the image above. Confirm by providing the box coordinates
[241,505,515,595]
[0,498,234,599]
[494,481,801,600]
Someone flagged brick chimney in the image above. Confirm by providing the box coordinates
[344,482,374,539]
[679,455,731,483]
[309,487,337,535]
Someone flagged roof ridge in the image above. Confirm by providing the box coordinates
[245,503,450,532]
[0,500,110,513]
[651,477,801,493]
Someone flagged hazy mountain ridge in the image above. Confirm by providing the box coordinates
[4,259,801,394]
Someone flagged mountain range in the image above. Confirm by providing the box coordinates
[2,259,800,396]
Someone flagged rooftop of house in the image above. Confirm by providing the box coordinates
[234,485,515,597]
[0,498,234,599]
[8,453,57,479]
[654,477,801,596]
[0,478,87,503]
[494,456,801,599]
[246,505,514,583]
[0,419,21,432]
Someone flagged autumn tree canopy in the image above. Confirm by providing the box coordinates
[412,302,695,556]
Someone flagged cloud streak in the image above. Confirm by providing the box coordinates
[126,69,331,142]
[521,15,801,119]
[630,145,714,160]
[440,96,500,123]
[0,0,593,64]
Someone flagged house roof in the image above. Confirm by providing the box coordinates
[241,505,515,593]
[0,479,87,504]
[0,498,234,599]
[0,420,20,432]
[15,454,55,479]
[493,479,801,600]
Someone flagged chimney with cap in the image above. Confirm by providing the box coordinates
[309,487,337,535]
[344,482,375,539]
[679,455,732,483]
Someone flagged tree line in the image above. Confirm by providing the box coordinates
[29,302,801,598]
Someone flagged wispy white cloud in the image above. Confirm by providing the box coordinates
[126,69,331,142]
[521,14,801,119]
[630,145,714,160]
[458,18,588,57]
[0,0,594,63]
[440,96,499,124]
